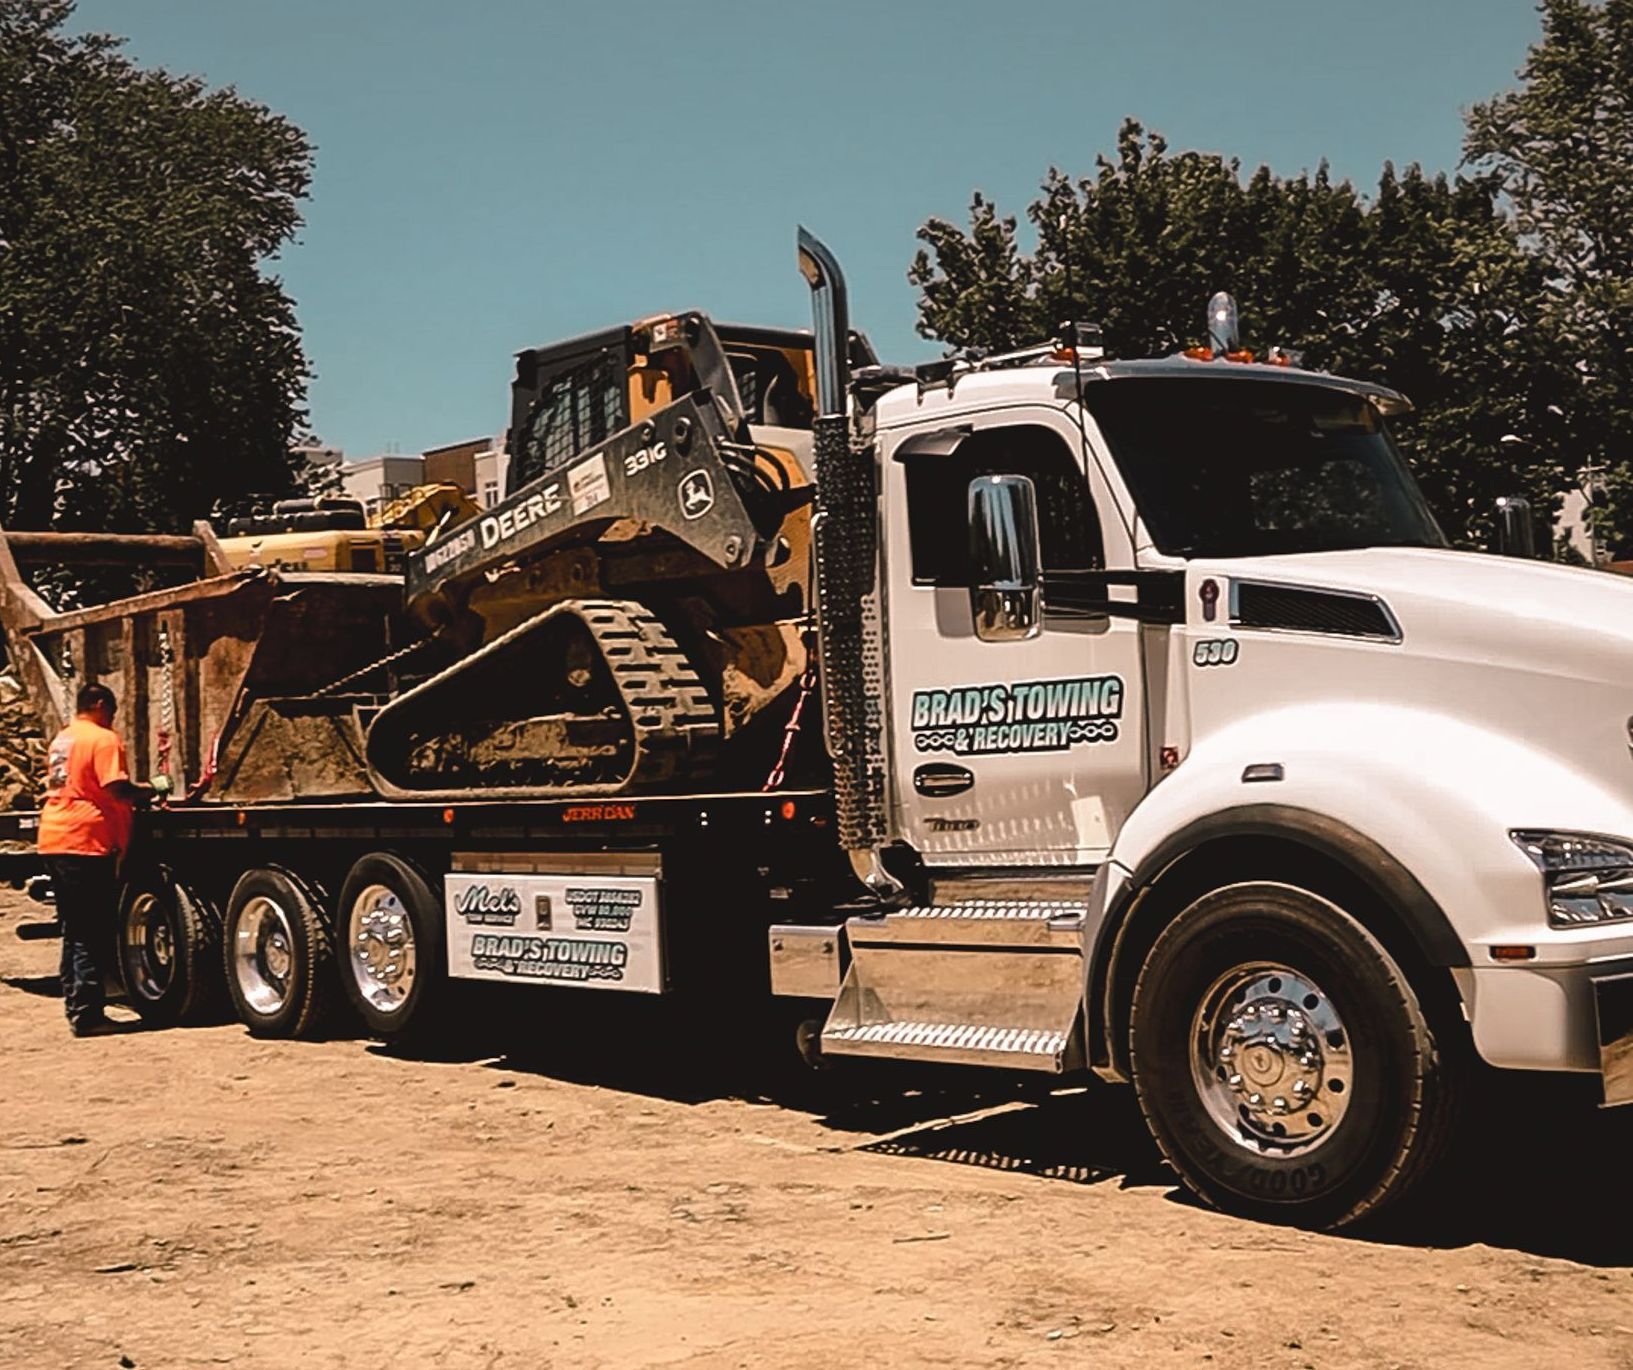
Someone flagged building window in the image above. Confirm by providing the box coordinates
[481,480,499,508]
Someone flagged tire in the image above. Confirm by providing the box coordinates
[1128,881,1463,1230]
[222,867,337,1039]
[117,867,223,1027]
[336,852,445,1040]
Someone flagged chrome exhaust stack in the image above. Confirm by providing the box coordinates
[796,228,900,897]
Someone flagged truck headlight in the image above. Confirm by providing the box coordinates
[1511,830,1633,927]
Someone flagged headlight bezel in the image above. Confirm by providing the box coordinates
[1510,829,1633,929]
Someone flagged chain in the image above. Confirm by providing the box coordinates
[155,623,176,784]
[762,618,819,793]
[311,637,436,698]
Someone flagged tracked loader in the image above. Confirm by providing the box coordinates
[0,312,870,806]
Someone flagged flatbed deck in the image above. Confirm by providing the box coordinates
[0,787,834,878]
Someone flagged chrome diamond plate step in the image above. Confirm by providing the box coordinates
[821,897,1087,1073]
[847,900,1087,948]
[822,1020,1070,1071]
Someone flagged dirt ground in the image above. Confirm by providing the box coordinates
[3,890,1633,1369]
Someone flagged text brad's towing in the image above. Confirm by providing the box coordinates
[911,675,1124,755]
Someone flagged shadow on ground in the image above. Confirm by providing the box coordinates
[357,993,1633,1268]
[11,930,1621,1269]
[2,973,60,997]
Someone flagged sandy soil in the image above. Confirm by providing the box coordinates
[3,888,1632,1370]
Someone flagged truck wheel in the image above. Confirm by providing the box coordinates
[223,867,336,1039]
[336,852,444,1039]
[118,869,222,1026]
[1129,881,1462,1230]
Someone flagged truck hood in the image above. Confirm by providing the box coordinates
[1192,546,1633,682]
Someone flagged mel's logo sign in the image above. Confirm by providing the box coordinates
[454,884,523,926]
[911,676,1123,757]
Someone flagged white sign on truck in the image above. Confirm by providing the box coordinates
[444,872,664,993]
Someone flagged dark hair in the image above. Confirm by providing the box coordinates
[76,683,117,716]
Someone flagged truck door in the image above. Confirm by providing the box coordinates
[883,409,1147,866]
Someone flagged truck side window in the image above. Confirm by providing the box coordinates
[903,425,1102,586]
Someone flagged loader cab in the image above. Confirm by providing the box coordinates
[504,313,876,497]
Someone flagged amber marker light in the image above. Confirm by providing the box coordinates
[780,799,798,821]
[443,807,456,826]
[1490,945,1537,962]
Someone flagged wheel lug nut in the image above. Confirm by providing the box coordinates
[1272,1096,1288,1113]
[1228,1073,1243,1089]
[1248,1092,1263,1106]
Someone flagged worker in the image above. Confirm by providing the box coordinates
[37,682,158,1037]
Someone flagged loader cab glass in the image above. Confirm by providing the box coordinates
[506,320,826,497]
[1085,379,1445,558]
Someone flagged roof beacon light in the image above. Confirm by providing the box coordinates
[1208,291,1239,358]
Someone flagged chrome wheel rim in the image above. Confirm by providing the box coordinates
[123,891,175,1001]
[1190,962,1353,1156]
[347,883,415,1016]
[234,895,296,1016]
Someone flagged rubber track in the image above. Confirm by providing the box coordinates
[573,599,718,788]
[365,597,718,798]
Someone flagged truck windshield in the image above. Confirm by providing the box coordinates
[1084,378,1445,558]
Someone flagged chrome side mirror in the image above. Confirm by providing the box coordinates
[1492,495,1535,559]
[968,474,1042,642]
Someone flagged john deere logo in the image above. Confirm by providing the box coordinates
[678,469,715,520]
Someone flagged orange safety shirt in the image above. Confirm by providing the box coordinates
[37,716,133,857]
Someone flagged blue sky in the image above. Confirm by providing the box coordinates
[72,1,1546,459]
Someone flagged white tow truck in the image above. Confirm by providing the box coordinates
[5,229,1631,1231]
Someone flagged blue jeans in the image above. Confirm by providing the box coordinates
[45,855,117,1025]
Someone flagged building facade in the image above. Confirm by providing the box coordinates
[337,454,426,517]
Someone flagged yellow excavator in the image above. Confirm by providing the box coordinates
[216,483,483,575]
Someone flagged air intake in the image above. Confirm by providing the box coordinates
[1232,582,1399,641]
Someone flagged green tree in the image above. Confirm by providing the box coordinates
[1466,0,1633,558]
[910,119,1571,547]
[0,0,313,545]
